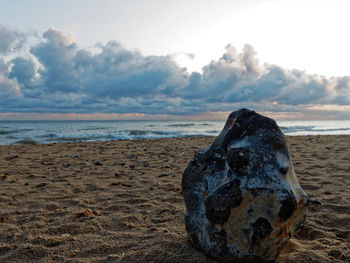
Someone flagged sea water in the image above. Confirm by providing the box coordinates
[1,120,350,145]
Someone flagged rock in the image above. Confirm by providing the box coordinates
[0,216,8,223]
[182,109,310,262]
[0,174,8,180]
[5,155,18,161]
[75,209,101,218]
[35,183,46,188]
[94,161,103,166]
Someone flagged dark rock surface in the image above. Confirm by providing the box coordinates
[182,108,309,262]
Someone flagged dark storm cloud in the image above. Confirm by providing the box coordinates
[1,25,350,116]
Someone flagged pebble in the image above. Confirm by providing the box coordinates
[35,183,46,188]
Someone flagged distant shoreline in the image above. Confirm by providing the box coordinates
[3,134,350,146]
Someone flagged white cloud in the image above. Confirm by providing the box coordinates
[0,25,350,119]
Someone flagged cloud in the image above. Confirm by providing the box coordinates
[1,24,350,118]
[24,29,188,112]
[180,44,265,102]
[0,24,26,55]
[170,52,196,60]
[333,76,350,105]
[9,57,36,86]
[0,74,21,98]
[0,58,22,99]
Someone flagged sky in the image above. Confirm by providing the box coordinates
[1,0,350,120]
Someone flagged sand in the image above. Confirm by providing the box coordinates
[0,135,349,262]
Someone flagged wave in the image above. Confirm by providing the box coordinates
[167,123,196,127]
[32,125,350,144]
[310,127,350,132]
[147,123,196,127]
[79,127,112,131]
[44,133,117,142]
[281,125,350,135]
[280,126,315,133]
[35,129,218,143]
[13,139,37,145]
[41,133,58,138]
[2,119,350,145]
[206,130,220,134]
[0,130,19,135]
[0,128,33,135]
[148,123,213,128]
[125,130,179,137]
[167,123,213,127]
[129,130,149,136]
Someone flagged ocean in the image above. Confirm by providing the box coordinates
[1,120,350,145]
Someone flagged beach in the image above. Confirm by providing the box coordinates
[0,135,349,262]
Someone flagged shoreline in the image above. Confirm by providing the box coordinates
[3,134,350,146]
[0,136,349,262]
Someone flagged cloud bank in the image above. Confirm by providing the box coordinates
[1,25,350,119]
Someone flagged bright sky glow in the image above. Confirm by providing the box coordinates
[1,0,349,76]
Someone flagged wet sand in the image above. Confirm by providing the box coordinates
[0,136,349,262]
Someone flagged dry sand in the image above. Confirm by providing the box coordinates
[0,136,349,262]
